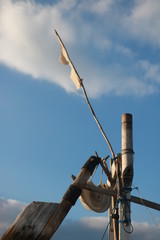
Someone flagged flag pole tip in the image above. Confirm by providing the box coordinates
[54,29,58,35]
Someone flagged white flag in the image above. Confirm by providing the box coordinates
[54,30,82,90]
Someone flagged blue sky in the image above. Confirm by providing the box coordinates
[0,0,160,239]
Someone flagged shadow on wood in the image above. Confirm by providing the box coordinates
[1,202,59,240]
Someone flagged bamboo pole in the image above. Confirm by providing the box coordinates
[119,113,134,240]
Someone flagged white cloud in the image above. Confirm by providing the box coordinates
[0,197,26,237]
[90,0,113,15]
[140,60,160,83]
[0,0,160,98]
[0,0,76,92]
[124,0,160,46]
[75,0,113,15]
[80,216,107,229]
[132,221,160,240]
[53,217,160,240]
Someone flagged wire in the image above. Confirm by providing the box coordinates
[132,184,160,232]
[101,218,111,240]
[100,200,119,240]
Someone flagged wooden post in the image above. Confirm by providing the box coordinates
[109,159,118,240]
[119,113,134,240]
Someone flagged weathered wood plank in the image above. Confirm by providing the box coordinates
[1,202,59,240]
[1,156,101,240]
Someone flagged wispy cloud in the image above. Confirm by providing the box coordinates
[123,0,160,47]
[77,0,113,15]
[0,197,26,237]
[140,60,160,83]
[53,217,160,240]
[0,0,160,97]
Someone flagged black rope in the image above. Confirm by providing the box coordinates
[118,196,134,234]
[122,221,133,234]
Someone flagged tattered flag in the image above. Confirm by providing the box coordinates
[54,29,82,90]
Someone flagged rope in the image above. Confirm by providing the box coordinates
[121,206,133,234]
[90,165,99,182]
[117,197,133,234]
[122,221,133,234]
[90,159,104,186]
[133,184,160,232]
[99,168,103,186]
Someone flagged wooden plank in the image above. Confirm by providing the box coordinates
[1,202,59,240]
[1,156,101,240]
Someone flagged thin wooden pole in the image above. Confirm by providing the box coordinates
[81,82,115,158]
[55,30,115,158]
[81,82,119,240]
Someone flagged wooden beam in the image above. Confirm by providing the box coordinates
[83,182,117,197]
[81,181,160,211]
[131,195,160,211]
